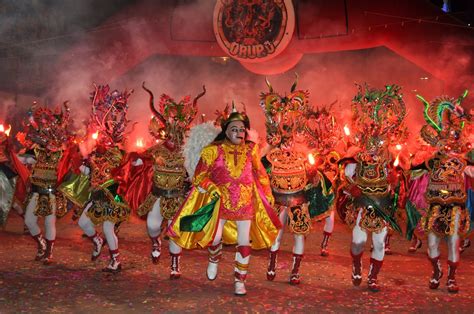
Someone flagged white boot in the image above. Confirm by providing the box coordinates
[206,242,222,281]
[234,245,250,296]
[207,262,218,281]
[234,280,247,296]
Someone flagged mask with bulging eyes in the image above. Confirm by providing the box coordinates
[225,120,246,145]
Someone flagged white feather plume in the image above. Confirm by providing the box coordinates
[184,122,221,178]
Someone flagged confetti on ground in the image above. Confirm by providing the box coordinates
[1,214,473,312]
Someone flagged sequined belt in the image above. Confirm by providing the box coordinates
[32,184,57,195]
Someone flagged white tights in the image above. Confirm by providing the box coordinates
[24,193,56,240]
[427,211,460,262]
[212,219,251,247]
[323,211,335,233]
[78,205,118,250]
[147,198,181,254]
[351,209,387,261]
[270,207,305,255]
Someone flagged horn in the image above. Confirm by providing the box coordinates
[290,73,299,93]
[457,89,469,105]
[265,77,274,93]
[193,85,206,107]
[417,94,441,132]
[142,81,165,125]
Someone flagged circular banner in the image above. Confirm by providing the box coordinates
[213,0,295,63]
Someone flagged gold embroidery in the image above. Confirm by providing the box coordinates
[426,155,466,204]
[137,193,158,217]
[424,204,470,236]
[237,184,253,209]
[354,152,389,196]
[32,192,68,218]
[345,207,387,233]
[221,183,232,209]
[35,195,52,217]
[89,147,123,187]
[192,145,218,187]
[220,183,252,211]
[160,196,185,220]
[268,148,307,194]
[287,203,311,235]
[148,145,187,190]
[55,193,68,218]
[200,145,218,167]
[222,142,248,179]
[30,148,62,189]
[86,186,130,225]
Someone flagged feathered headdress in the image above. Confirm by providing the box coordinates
[351,84,408,152]
[417,90,471,153]
[259,74,309,147]
[89,84,133,146]
[142,82,205,149]
[17,101,71,151]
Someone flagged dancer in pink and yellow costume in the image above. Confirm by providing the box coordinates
[169,104,281,295]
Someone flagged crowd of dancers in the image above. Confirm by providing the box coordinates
[0,77,472,296]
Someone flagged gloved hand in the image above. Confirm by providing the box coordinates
[132,158,143,166]
[79,164,91,175]
[17,154,36,165]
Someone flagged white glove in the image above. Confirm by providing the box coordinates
[17,155,36,165]
[79,165,91,175]
[465,165,474,178]
[132,158,143,166]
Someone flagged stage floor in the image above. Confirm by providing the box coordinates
[1,213,473,313]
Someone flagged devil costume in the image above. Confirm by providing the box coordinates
[337,84,408,291]
[70,85,133,273]
[119,83,206,279]
[411,91,473,293]
[19,103,77,264]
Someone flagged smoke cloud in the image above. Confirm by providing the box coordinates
[0,0,472,156]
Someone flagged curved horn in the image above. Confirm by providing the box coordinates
[417,94,441,132]
[290,73,299,93]
[193,85,206,107]
[142,81,165,125]
[265,77,273,93]
[457,89,469,105]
